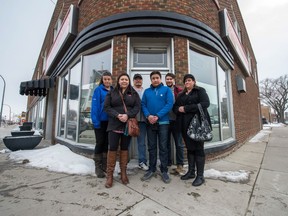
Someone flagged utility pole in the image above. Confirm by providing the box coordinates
[0,75,6,127]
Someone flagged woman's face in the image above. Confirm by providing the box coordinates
[184,78,195,89]
[102,76,112,88]
[118,75,129,89]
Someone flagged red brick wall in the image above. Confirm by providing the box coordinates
[174,36,188,86]
[112,35,128,79]
[31,0,261,148]
[77,0,220,34]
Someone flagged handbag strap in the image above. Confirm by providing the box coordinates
[197,103,206,120]
[119,91,127,113]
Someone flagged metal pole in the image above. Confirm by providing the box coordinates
[4,104,11,123]
[0,75,6,127]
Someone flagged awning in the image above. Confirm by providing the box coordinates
[19,77,55,96]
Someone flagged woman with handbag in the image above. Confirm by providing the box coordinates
[173,74,211,186]
[104,73,141,188]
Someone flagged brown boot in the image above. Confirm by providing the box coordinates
[120,150,129,185]
[105,151,117,188]
[102,152,107,172]
[94,154,105,178]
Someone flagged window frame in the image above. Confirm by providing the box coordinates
[188,42,235,144]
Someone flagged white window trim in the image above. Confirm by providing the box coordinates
[129,37,172,72]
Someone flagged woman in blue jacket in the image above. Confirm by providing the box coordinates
[91,71,113,178]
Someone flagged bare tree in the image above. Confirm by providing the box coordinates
[260,75,288,123]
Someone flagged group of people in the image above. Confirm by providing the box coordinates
[91,70,210,188]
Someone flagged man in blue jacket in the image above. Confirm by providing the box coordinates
[141,71,174,183]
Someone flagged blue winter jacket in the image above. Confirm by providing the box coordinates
[91,84,113,128]
[141,83,173,123]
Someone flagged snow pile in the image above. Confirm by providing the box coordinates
[9,144,95,176]
[249,129,271,142]
[205,168,249,183]
[8,144,139,177]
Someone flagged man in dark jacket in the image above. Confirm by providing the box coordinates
[165,73,184,175]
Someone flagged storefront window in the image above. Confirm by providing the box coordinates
[59,73,68,138]
[218,66,232,139]
[80,46,112,144]
[37,98,45,130]
[189,47,233,142]
[67,61,81,141]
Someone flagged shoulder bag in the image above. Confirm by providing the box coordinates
[187,103,213,142]
[119,92,140,137]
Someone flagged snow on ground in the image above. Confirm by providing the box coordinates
[0,123,286,183]
[205,169,249,183]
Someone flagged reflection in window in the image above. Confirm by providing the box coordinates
[218,66,232,140]
[59,73,68,138]
[190,48,220,142]
[189,48,233,142]
[37,99,45,130]
[80,47,112,144]
[67,62,81,141]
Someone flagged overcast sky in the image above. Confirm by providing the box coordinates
[0,0,287,119]
[0,0,56,119]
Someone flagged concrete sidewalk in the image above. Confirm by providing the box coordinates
[0,126,287,216]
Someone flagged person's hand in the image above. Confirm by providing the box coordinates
[148,115,158,124]
[118,114,128,122]
[178,106,185,113]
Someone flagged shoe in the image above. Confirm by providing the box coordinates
[170,165,184,175]
[161,172,171,184]
[192,176,205,186]
[141,171,155,181]
[138,162,149,171]
[180,170,196,180]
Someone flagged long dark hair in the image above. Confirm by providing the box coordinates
[99,71,112,85]
[115,73,133,92]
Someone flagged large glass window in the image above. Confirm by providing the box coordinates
[37,98,45,130]
[57,42,113,145]
[67,61,81,141]
[59,73,68,138]
[189,47,233,142]
[218,66,232,139]
[80,46,112,144]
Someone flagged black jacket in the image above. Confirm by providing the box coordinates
[173,86,211,148]
[104,87,141,132]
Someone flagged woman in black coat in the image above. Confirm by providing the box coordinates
[104,73,141,188]
[173,74,211,186]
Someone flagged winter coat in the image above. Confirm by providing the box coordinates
[104,87,141,132]
[91,84,113,129]
[173,86,211,150]
[142,83,174,124]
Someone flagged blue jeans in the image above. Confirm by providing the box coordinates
[147,124,169,173]
[137,122,147,164]
[168,120,184,165]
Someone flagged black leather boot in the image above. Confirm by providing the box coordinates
[94,154,105,178]
[192,156,205,186]
[181,153,196,180]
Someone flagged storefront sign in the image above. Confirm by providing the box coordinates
[45,5,78,73]
[220,9,250,76]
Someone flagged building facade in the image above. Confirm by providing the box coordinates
[20,0,261,158]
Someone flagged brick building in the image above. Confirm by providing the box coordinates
[20,0,261,158]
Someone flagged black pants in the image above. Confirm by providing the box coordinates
[108,131,131,151]
[94,121,109,154]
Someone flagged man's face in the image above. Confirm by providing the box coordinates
[151,74,161,87]
[165,76,174,87]
[133,78,143,87]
